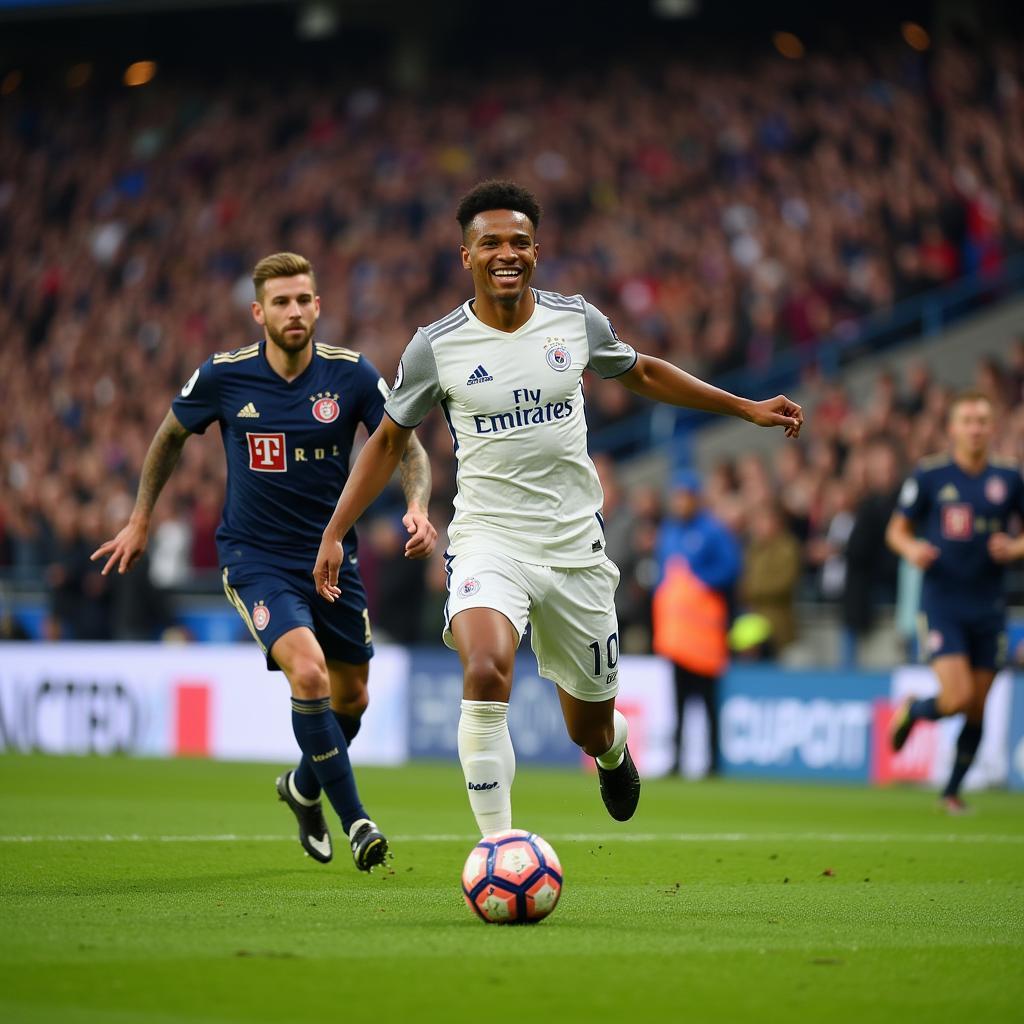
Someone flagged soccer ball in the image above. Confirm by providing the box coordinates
[461,829,563,924]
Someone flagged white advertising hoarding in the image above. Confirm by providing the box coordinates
[3,643,1013,790]
[0,643,409,766]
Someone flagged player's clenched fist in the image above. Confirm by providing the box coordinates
[747,395,803,438]
[403,508,437,560]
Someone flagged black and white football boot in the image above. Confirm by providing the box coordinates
[276,771,333,863]
[349,818,389,872]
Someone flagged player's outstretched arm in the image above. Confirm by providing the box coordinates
[315,416,414,601]
[618,354,803,437]
[90,409,191,575]
[885,512,939,569]
[399,432,437,560]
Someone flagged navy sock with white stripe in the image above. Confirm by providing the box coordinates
[290,697,366,832]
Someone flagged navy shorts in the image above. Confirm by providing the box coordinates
[919,605,1006,670]
[222,561,373,671]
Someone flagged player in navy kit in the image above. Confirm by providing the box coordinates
[92,252,436,869]
[886,391,1024,812]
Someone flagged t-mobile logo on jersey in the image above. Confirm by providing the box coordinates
[246,432,287,472]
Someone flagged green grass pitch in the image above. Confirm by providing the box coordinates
[1,754,1022,1024]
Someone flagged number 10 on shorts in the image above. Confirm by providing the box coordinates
[588,632,619,683]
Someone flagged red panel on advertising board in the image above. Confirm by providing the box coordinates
[871,699,937,784]
[174,683,211,757]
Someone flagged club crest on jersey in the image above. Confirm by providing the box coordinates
[545,339,570,372]
[311,392,340,423]
[252,602,271,631]
[985,475,1007,505]
[457,578,480,598]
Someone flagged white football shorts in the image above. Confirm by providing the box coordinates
[442,549,622,702]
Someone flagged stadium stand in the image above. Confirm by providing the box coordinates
[1,30,1022,652]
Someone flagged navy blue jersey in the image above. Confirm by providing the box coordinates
[897,455,1024,614]
[172,340,388,572]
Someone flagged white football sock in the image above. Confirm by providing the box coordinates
[595,709,629,770]
[458,700,515,836]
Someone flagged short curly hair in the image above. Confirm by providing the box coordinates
[455,180,542,238]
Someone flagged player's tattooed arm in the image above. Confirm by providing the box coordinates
[91,410,191,575]
[134,411,191,520]
[399,432,432,513]
[399,433,437,560]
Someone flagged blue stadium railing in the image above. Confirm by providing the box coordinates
[590,254,1024,461]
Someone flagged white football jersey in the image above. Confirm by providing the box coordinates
[385,289,637,567]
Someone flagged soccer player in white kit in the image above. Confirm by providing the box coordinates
[313,181,803,835]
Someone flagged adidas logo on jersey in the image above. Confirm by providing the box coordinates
[466,364,494,385]
[237,402,260,419]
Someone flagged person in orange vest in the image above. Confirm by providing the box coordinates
[653,469,741,776]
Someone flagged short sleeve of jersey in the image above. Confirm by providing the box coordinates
[897,468,929,524]
[584,301,637,379]
[171,358,220,435]
[384,329,444,427]
[355,355,389,434]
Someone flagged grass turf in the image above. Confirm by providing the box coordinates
[0,754,1022,1024]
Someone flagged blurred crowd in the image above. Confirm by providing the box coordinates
[599,347,1024,662]
[1,36,1023,646]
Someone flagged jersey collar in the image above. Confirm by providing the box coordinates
[464,293,540,337]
